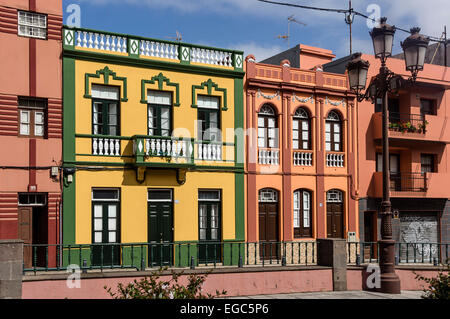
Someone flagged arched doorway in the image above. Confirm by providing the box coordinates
[326,189,344,238]
[258,188,279,259]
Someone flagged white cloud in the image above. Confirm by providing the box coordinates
[74,0,450,60]
[378,0,450,38]
[335,35,374,58]
[77,0,450,36]
[77,0,348,24]
[229,42,285,62]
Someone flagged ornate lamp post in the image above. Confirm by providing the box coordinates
[346,18,429,294]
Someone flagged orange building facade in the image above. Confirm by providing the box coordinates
[0,0,62,266]
[325,53,450,258]
[244,46,359,250]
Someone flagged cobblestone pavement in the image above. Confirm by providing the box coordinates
[227,290,424,299]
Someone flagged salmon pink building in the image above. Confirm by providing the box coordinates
[244,45,359,259]
[0,0,63,267]
[324,53,450,261]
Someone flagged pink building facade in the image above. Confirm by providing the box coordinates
[325,53,450,261]
[0,0,62,267]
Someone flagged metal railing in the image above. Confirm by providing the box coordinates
[388,112,426,134]
[23,241,448,273]
[347,242,449,265]
[390,172,427,192]
[22,241,317,273]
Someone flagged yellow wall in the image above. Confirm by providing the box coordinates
[74,60,236,153]
[72,60,238,244]
[75,169,236,244]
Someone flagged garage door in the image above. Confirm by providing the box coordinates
[399,212,439,263]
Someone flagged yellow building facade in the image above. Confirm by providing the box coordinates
[62,27,245,267]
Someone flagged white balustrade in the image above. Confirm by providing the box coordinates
[70,29,237,68]
[326,153,345,167]
[258,149,280,165]
[196,143,222,161]
[75,31,127,53]
[92,138,121,156]
[293,151,313,166]
[139,40,179,60]
[143,138,192,160]
[190,47,233,67]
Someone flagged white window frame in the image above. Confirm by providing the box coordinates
[198,190,221,202]
[258,188,278,203]
[92,188,120,202]
[293,190,311,229]
[19,110,30,135]
[18,11,47,40]
[147,90,172,105]
[197,95,220,109]
[147,189,173,202]
[18,193,47,206]
[326,190,343,203]
[34,111,45,137]
[91,85,120,101]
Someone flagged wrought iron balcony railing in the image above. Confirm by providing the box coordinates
[388,112,427,134]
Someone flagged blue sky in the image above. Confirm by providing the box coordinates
[63,0,450,61]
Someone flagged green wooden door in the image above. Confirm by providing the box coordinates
[148,201,173,266]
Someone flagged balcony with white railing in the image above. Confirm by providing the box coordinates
[196,142,222,161]
[293,151,313,167]
[132,135,194,166]
[131,136,235,167]
[92,137,121,156]
[63,27,244,71]
[326,152,345,168]
[258,148,280,166]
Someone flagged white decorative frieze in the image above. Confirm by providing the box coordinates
[257,89,280,100]
[325,96,346,107]
[292,93,314,104]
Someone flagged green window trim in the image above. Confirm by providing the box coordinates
[140,73,180,106]
[84,66,128,102]
[192,79,228,111]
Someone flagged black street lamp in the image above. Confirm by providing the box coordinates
[346,18,429,294]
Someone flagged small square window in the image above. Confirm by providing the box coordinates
[18,97,47,138]
[18,11,47,40]
[420,99,436,116]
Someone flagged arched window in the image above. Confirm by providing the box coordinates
[293,189,312,238]
[293,107,311,150]
[325,110,342,152]
[258,104,278,149]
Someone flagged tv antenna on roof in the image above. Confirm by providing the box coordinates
[166,30,183,42]
[276,15,306,48]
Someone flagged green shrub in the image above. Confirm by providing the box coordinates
[104,267,227,299]
[415,263,449,300]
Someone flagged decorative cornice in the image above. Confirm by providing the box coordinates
[84,66,128,102]
[64,48,245,79]
[191,78,228,110]
[140,72,180,106]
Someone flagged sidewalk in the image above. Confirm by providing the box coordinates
[228,290,424,299]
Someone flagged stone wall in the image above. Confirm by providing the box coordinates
[0,240,23,299]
